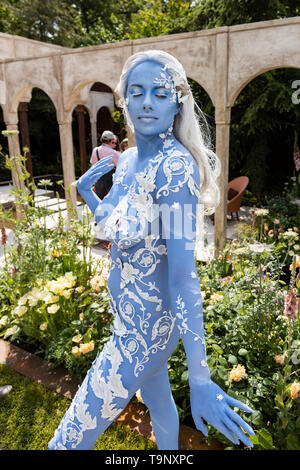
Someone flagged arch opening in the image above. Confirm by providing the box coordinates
[187,77,216,149]
[0,105,10,183]
[230,67,300,204]
[22,87,62,188]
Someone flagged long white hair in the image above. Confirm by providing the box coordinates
[115,49,221,217]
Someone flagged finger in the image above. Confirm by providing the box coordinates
[214,422,240,445]
[225,408,255,436]
[89,163,115,178]
[90,160,114,172]
[226,396,254,413]
[95,156,114,165]
[195,417,208,437]
[222,419,254,448]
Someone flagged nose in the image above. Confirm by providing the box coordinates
[142,103,153,112]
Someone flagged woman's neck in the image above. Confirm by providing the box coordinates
[135,130,175,164]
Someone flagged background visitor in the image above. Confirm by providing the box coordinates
[90,130,121,200]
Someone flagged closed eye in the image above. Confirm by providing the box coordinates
[155,94,167,99]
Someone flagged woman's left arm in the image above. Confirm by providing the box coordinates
[156,153,255,447]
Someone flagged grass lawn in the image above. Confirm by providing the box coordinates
[0,364,156,450]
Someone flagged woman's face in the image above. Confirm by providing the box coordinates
[125,59,179,137]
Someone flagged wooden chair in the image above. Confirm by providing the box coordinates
[227,176,249,220]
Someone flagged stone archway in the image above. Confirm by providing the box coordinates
[1,17,300,252]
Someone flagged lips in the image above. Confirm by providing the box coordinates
[138,116,158,120]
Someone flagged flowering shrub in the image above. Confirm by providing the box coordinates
[0,144,113,377]
[0,142,299,449]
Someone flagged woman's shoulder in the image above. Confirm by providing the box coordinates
[117,146,136,164]
[154,139,200,199]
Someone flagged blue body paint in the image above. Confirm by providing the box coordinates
[48,58,255,450]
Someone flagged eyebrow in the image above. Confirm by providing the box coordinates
[128,84,168,90]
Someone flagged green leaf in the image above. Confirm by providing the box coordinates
[250,410,263,426]
[286,433,300,450]
[296,417,300,428]
[83,330,91,343]
[250,428,274,450]
[217,368,228,381]
[181,370,189,382]
[238,348,248,356]
[228,355,238,365]
[212,343,223,354]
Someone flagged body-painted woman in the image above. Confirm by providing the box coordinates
[48,51,255,450]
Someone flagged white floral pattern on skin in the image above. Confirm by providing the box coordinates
[113,160,129,189]
[175,295,205,345]
[52,374,97,449]
[104,135,205,381]
[153,64,191,104]
[104,131,200,251]
[90,339,128,420]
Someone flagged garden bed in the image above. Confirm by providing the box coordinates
[0,161,300,450]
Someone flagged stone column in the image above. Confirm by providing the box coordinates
[58,120,77,212]
[4,121,26,220]
[214,111,231,254]
[214,29,230,256]
[18,101,34,185]
[90,119,97,149]
[75,105,87,174]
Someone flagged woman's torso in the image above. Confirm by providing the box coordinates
[102,143,199,375]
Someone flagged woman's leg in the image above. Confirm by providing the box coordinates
[140,361,179,450]
[48,338,135,450]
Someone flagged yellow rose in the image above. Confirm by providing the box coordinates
[274,352,287,365]
[47,304,60,314]
[72,334,82,343]
[290,381,300,400]
[209,293,223,304]
[72,346,81,357]
[62,289,73,299]
[18,296,28,306]
[79,341,95,354]
[76,286,85,294]
[90,274,107,292]
[28,297,39,307]
[229,364,246,382]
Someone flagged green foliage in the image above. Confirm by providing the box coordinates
[1,0,82,47]
[126,0,192,39]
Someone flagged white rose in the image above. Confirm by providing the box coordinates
[4,325,20,338]
[47,304,60,314]
[12,305,27,316]
[0,316,9,327]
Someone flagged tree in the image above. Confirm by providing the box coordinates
[126,0,193,39]
[1,0,82,47]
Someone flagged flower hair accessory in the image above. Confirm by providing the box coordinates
[154,64,191,104]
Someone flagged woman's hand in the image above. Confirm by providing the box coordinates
[190,379,255,447]
[77,156,114,193]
